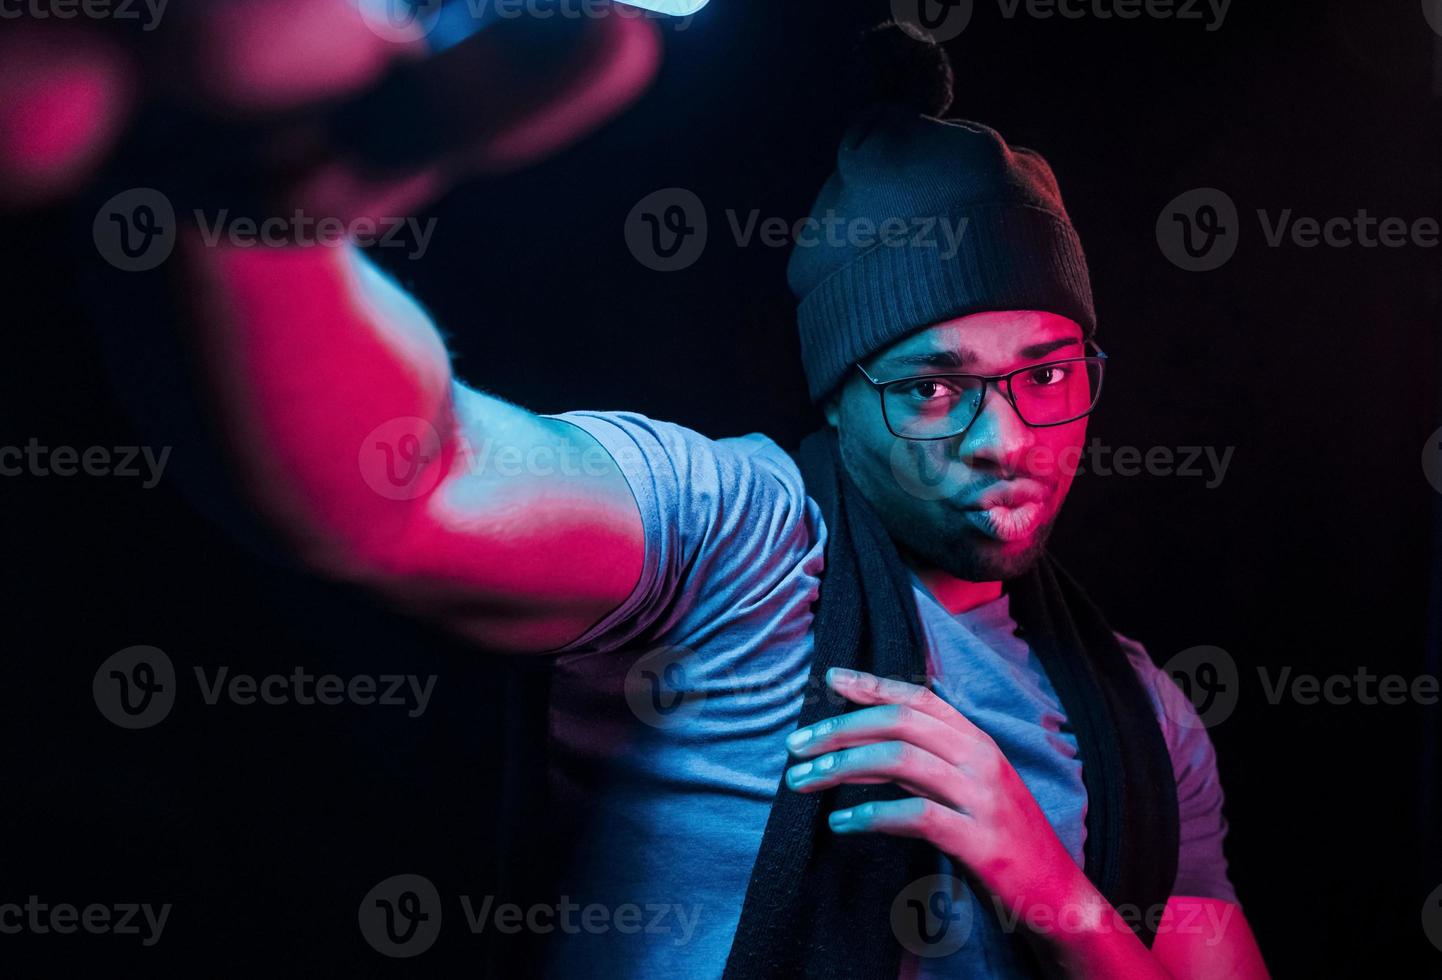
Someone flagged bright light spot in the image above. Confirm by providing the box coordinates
[615,0,709,15]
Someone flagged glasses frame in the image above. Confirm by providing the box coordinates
[854,342,1108,441]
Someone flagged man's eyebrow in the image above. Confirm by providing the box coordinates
[1018,337,1082,360]
[882,349,976,371]
[880,337,1082,372]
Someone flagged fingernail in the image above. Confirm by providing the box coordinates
[827,668,858,685]
[829,809,855,829]
[786,728,812,750]
[786,761,813,786]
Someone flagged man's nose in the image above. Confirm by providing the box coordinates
[958,383,1034,475]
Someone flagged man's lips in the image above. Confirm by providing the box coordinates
[960,480,1047,512]
[956,481,1048,543]
[961,502,1041,542]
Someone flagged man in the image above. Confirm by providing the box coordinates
[27,6,1268,977]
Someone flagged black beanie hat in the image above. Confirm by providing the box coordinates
[789,27,1096,404]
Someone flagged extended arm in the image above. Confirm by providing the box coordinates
[185,239,645,653]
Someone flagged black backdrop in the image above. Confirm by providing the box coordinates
[4,0,1441,975]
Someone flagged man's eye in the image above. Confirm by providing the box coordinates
[1024,365,1069,387]
[899,379,958,401]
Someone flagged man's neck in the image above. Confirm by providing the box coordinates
[905,559,1003,616]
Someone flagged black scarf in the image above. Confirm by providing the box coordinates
[722,427,1179,979]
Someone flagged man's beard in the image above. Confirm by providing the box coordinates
[881,501,1058,582]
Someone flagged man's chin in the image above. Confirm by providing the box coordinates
[898,519,1055,583]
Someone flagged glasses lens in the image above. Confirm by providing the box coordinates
[1012,357,1103,425]
[883,376,987,438]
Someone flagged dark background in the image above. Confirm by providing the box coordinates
[4,0,1441,975]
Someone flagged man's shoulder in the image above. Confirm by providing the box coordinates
[540,410,825,656]
[1113,629,1172,716]
[1110,628,1217,760]
[547,409,800,481]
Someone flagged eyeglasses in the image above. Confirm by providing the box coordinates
[855,344,1108,441]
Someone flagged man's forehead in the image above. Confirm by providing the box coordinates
[876,310,1084,366]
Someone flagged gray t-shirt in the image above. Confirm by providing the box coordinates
[540,410,1235,978]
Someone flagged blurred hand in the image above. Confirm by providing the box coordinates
[0,0,662,214]
[0,22,137,209]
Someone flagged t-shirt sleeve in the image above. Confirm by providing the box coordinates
[1117,632,1240,906]
[538,409,823,657]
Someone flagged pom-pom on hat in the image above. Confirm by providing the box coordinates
[790,22,1096,405]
